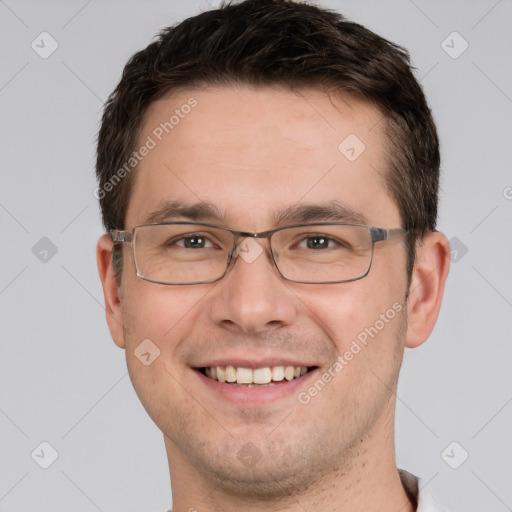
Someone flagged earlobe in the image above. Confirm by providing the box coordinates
[96,234,126,349]
[405,232,450,348]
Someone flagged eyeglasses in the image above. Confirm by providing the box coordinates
[110,222,409,285]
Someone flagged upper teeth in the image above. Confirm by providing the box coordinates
[205,365,308,384]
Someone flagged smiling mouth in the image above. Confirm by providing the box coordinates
[198,365,317,387]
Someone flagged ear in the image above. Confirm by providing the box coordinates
[405,231,450,348]
[96,234,125,349]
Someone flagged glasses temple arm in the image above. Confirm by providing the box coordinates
[371,227,412,242]
[110,230,133,243]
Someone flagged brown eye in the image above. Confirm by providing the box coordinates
[181,235,208,249]
[306,236,330,249]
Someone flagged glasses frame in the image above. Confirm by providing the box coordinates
[111,221,410,285]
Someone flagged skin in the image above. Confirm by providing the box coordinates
[97,85,450,512]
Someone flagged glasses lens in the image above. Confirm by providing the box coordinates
[133,224,233,284]
[272,224,373,283]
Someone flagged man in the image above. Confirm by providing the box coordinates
[96,1,450,510]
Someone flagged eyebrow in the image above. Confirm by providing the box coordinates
[272,200,367,225]
[143,199,368,226]
[144,200,227,224]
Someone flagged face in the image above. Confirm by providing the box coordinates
[104,86,414,496]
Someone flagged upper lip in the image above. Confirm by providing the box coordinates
[194,358,317,369]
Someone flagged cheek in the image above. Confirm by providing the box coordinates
[120,287,196,431]
[294,273,406,355]
[121,275,205,343]
[119,279,210,393]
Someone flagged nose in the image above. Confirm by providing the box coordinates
[208,237,298,335]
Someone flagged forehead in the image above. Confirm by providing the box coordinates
[125,85,400,230]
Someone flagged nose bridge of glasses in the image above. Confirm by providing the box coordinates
[231,227,273,248]
[229,231,277,271]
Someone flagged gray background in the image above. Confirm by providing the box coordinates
[1,0,511,510]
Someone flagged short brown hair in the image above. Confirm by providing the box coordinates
[96,0,440,282]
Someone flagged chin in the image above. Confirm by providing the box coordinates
[180,433,329,500]
[199,459,316,500]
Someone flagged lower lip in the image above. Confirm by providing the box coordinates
[194,369,318,406]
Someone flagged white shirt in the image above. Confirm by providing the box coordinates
[399,469,449,512]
